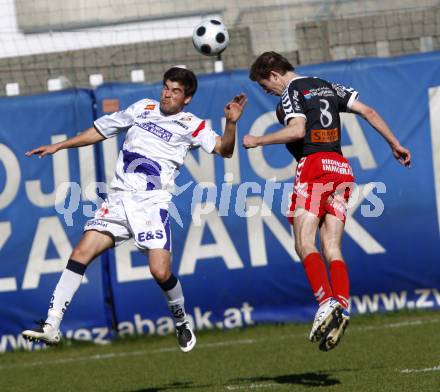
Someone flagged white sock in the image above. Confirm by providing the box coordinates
[158,275,186,324]
[46,260,86,330]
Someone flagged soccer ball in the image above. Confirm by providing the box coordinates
[192,19,229,56]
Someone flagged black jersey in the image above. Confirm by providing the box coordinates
[276,77,358,161]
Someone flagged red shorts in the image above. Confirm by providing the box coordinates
[288,152,355,225]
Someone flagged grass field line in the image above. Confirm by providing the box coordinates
[1,317,439,371]
[0,338,257,370]
[225,382,280,390]
[359,318,439,330]
[400,365,440,373]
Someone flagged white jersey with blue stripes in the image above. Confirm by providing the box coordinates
[94,98,218,193]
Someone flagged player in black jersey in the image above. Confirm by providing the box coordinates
[243,51,411,351]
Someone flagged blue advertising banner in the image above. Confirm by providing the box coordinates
[0,90,111,351]
[93,51,440,336]
[1,51,440,351]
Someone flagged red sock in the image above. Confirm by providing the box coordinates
[329,260,350,309]
[303,252,333,305]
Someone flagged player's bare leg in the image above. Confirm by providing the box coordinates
[22,230,114,345]
[149,249,196,353]
[293,208,320,260]
[294,208,341,343]
[319,213,350,351]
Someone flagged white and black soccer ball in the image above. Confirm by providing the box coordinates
[192,19,229,56]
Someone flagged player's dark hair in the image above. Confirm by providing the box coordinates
[163,67,198,97]
[249,51,295,81]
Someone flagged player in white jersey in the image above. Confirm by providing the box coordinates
[22,67,247,352]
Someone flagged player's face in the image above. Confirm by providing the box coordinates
[160,80,192,115]
[258,73,285,96]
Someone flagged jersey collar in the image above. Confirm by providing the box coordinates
[283,75,309,95]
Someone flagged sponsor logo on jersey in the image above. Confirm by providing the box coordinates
[144,104,156,110]
[135,121,173,142]
[179,116,193,121]
[311,128,339,143]
[136,112,150,119]
[172,120,189,130]
[303,90,313,99]
[331,83,355,99]
[332,84,346,98]
[303,87,334,99]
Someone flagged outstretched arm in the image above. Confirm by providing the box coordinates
[242,116,306,148]
[213,93,247,158]
[350,100,411,167]
[25,126,105,158]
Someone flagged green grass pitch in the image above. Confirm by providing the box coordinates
[1,311,440,391]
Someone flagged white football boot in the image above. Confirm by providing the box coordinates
[309,298,342,343]
[175,321,196,353]
[22,320,61,346]
[319,308,350,352]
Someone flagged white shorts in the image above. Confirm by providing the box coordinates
[84,190,172,251]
